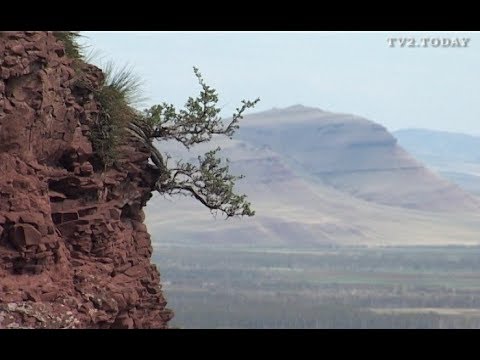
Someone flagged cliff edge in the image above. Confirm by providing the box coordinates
[0,31,173,328]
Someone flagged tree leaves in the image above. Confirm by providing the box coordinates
[130,67,259,218]
[140,67,259,149]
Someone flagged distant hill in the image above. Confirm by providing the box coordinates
[236,105,480,212]
[394,129,480,195]
[145,106,480,248]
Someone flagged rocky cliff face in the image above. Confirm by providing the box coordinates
[0,31,173,328]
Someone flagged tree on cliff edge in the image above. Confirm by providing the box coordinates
[56,32,259,218]
[127,67,259,218]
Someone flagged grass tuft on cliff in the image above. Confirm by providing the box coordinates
[102,62,145,107]
[91,62,145,168]
[52,31,84,59]
[52,31,144,168]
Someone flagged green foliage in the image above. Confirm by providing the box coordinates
[89,103,121,169]
[140,67,259,148]
[129,67,259,218]
[157,148,255,217]
[48,32,258,217]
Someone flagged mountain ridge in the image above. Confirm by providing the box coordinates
[146,105,480,248]
[394,128,480,195]
[236,105,480,212]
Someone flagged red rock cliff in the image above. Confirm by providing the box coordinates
[0,31,173,328]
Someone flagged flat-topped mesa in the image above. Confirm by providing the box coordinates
[0,31,173,329]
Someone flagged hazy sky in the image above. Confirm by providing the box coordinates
[80,32,480,135]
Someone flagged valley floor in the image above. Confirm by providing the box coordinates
[152,242,480,329]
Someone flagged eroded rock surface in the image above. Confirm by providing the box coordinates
[0,31,173,328]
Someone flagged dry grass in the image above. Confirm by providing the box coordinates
[50,32,145,169]
[91,62,145,167]
[52,31,84,59]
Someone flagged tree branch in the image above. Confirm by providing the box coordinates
[127,67,258,218]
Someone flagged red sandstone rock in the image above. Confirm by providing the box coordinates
[10,224,43,248]
[79,162,94,176]
[0,32,173,329]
